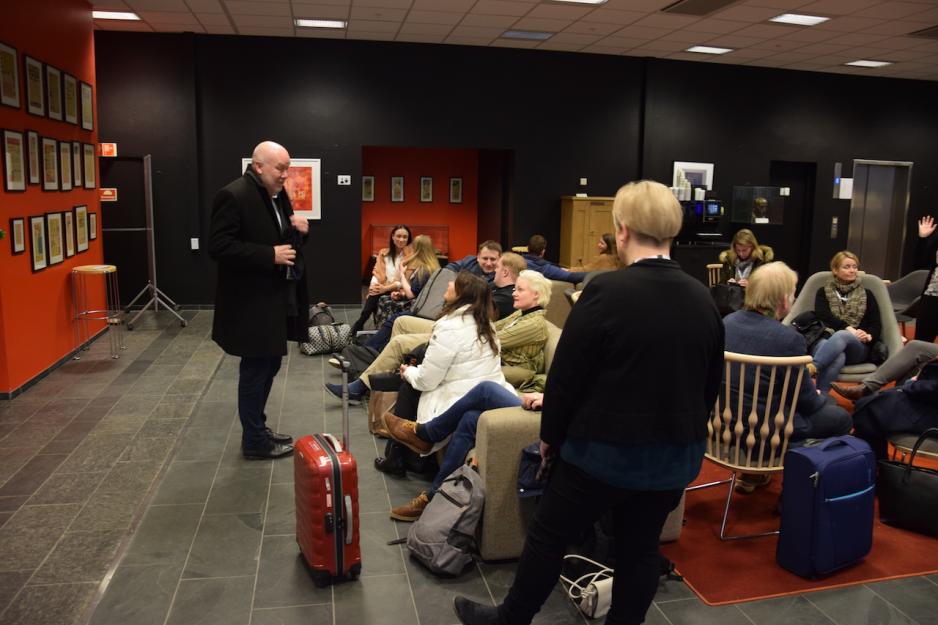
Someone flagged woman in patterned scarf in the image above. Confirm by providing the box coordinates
[812,251,882,392]
[718,229,773,287]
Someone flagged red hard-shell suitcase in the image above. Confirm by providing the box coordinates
[294,357,362,584]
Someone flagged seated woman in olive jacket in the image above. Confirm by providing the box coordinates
[812,250,881,393]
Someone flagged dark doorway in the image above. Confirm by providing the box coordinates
[476,150,515,247]
[767,161,817,285]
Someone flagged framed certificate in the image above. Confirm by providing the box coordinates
[3,129,26,191]
[41,137,58,191]
[46,64,62,121]
[80,81,93,131]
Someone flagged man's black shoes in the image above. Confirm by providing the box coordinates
[266,428,293,444]
[453,597,505,625]
[243,442,294,460]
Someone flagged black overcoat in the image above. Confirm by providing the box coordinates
[209,170,309,357]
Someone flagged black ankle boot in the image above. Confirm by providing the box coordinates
[374,441,406,477]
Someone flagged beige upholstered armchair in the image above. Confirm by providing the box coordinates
[687,351,812,541]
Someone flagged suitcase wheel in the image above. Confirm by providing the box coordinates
[349,563,362,579]
[313,571,332,588]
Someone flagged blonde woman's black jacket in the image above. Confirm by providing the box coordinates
[209,169,309,358]
[540,259,724,449]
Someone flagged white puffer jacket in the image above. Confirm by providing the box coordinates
[402,305,514,452]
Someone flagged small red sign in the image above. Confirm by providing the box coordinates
[99,188,118,202]
[99,143,118,157]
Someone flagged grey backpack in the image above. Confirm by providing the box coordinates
[411,268,457,320]
[406,465,485,576]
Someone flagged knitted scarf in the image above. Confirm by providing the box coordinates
[824,277,866,328]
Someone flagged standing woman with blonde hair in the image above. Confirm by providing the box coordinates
[453,180,724,625]
[812,251,881,392]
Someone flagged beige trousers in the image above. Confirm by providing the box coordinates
[360,315,435,388]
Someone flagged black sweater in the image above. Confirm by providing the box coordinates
[540,259,724,448]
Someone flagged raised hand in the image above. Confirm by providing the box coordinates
[289,214,309,235]
[919,215,936,238]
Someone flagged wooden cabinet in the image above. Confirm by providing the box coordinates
[559,196,614,267]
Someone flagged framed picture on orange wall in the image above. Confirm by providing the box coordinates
[80,81,93,131]
[41,137,58,191]
[46,64,63,122]
[10,218,25,255]
[449,177,463,204]
[391,176,404,202]
[0,42,20,108]
[59,140,72,191]
[3,130,26,192]
[82,143,95,189]
[362,176,374,202]
[24,55,44,116]
[64,210,75,257]
[46,212,64,265]
[420,177,432,202]
[26,130,39,185]
[75,204,89,252]
[63,73,78,125]
[30,215,47,272]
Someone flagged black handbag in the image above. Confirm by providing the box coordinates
[877,428,938,537]
[710,283,744,317]
[790,311,830,354]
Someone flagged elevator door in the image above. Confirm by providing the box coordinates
[847,161,912,281]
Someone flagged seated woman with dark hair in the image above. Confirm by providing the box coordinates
[350,224,412,335]
[812,250,881,393]
[718,229,773,287]
[723,261,852,492]
[569,233,622,272]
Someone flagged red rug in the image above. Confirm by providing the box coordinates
[659,461,938,606]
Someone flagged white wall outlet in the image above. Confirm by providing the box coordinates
[779,187,790,196]
[337,175,351,186]
[190,238,199,250]
[579,177,588,186]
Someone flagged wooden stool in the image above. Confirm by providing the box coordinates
[72,264,125,359]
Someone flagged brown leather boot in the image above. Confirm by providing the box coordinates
[390,491,429,522]
[830,382,870,401]
[383,413,432,454]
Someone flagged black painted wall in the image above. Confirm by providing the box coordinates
[642,59,938,277]
[96,32,642,304]
[95,32,938,305]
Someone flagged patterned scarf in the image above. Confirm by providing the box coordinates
[735,257,755,281]
[824,277,866,328]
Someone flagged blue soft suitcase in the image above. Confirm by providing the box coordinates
[776,436,875,578]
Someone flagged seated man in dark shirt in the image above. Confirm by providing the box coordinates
[446,240,502,282]
[522,234,588,284]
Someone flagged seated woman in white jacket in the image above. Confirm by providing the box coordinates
[400,271,516,443]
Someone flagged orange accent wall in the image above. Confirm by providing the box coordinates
[0,0,102,394]
[361,146,478,274]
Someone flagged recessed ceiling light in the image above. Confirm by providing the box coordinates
[92,11,140,20]
[686,45,733,55]
[502,30,553,41]
[845,59,892,68]
[769,13,830,26]
[295,18,347,29]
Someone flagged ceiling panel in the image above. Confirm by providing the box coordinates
[225,1,291,15]
[86,0,938,80]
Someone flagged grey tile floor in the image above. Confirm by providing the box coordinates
[0,309,937,625]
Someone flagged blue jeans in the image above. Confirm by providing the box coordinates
[425,381,521,493]
[365,311,411,352]
[238,356,282,451]
[812,330,870,392]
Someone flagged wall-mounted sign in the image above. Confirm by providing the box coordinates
[99,187,117,202]
[99,143,117,157]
